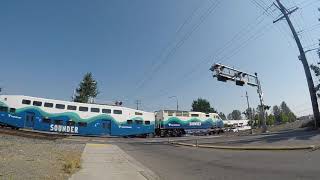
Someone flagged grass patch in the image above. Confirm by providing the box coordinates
[62,152,82,174]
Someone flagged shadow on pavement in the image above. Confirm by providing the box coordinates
[193,129,320,146]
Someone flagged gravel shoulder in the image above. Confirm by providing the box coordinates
[0,134,85,180]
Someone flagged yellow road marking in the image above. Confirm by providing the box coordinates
[87,143,109,147]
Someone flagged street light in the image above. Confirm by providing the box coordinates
[169,96,179,112]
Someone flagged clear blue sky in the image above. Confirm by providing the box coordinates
[0,0,319,116]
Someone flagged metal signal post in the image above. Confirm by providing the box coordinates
[210,63,268,132]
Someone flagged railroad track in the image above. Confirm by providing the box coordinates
[0,127,69,140]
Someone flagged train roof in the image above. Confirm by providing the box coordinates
[0,95,150,113]
[159,110,219,115]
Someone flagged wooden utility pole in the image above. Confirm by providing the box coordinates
[245,91,255,134]
[274,0,320,128]
[135,100,141,110]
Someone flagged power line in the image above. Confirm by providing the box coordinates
[254,0,297,51]
[135,4,277,101]
[129,0,222,99]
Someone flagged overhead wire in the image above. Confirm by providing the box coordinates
[128,0,222,99]
[141,6,277,101]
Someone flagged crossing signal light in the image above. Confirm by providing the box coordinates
[217,75,228,82]
[236,80,245,86]
[264,105,270,110]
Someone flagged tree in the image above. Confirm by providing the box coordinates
[191,98,217,113]
[227,110,242,120]
[310,64,320,98]
[218,112,226,120]
[266,114,275,126]
[288,112,296,123]
[280,101,291,115]
[280,101,296,123]
[73,72,99,103]
[272,105,281,124]
[310,19,320,96]
[280,112,289,123]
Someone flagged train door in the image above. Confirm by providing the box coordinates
[102,120,111,135]
[25,112,35,129]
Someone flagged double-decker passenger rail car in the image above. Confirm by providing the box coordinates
[0,95,155,136]
[155,110,224,137]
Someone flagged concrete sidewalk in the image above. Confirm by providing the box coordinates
[69,143,160,180]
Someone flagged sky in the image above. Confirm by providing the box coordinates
[0,0,319,116]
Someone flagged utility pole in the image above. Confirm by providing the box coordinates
[245,91,255,134]
[169,96,179,111]
[135,100,141,110]
[274,0,320,128]
[255,73,267,132]
[245,91,251,114]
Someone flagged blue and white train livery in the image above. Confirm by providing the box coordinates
[0,95,155,136]
[155,110,224,137]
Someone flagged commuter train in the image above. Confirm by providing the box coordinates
[0,95,223,137]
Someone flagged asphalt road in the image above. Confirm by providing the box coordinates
[117,139,320,180]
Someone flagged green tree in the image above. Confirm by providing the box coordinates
[288,112,296,123]
[310,38,320,97]
[73,72,99,103]
[280,112,289,123]
[191,98,217,113]
[218,112,226,120]
[266,114,275,125]
[280,101,291,115]
[280,101,296,123]
[272,105,281,124]
[227,110,242,120]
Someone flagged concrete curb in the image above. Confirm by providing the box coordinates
[171,142,318,151]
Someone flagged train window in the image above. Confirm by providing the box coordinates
[135,112,143,115]
[206,114,210,117]
[102,109,111,114]
[67,105,77,110]
[79,107,88,112]
[22,99,31,105]
[54,120,63,125]
[183,112,189,117]
[44,102,54,108]
[42,118,51,124]
[176,112,182,116]
[78,122,87,127]
[135,120,143,124]
[191,114,199,117]
[9,108,16,113]
[33,101,42,106]
[145,121,150,125]
[56,104,65,109]
[168,111,174,116]
[66,121,75,126]
[113,110,122,114]
[0,106,8,112]
[91,108,100,113]
[127,120,133,124]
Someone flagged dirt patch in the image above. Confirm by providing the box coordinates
[0,134,85,180]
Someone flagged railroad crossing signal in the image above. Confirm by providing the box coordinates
[210,63,268,132]
[210,63,259,87]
